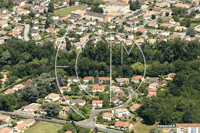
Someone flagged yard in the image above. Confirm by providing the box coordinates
[54,5,88,17]
[25,121,63,133]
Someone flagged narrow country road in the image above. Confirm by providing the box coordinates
[24,24,30,41]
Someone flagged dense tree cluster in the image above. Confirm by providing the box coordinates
[129,0,140,11]
[137,60,200,124]
[90,2,103,13]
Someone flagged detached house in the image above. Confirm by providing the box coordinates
[80,36,89,43]
[131,75,144,83]
[0,127,13,133]
[114,108,130,117]
[67,76,78,83]
[148,23,158,28]
[59,96,71,104]
[59,106,71,115]
[4,89,15,95]
[13,123,26,133]
[103,112,113,121]
[0,115,10,123]
[20,103,40,114]
[73,99,86,106]
[46,27,55,33]
[115,121,133,130]
[45,93,60,102]
[92,100,103,108]
[158,80,168,86]
[176,123,200,133]
[130,104,141,111]
[92,85,105,92]
[83,76,94,83]
[60,86,71,93]
[99,77,110,83]
[111,97,120,104]
[0,21,8,28]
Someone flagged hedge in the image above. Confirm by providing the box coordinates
[1,76,30,93]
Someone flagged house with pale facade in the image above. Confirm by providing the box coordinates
[114,108,130,117]
[73,99,86,106]
[176,123,200,133]
[131,75,144,83]
[103,112,113,121]
[59,96,71,104]
[92,100,103,108]
[92,85,105,92]
[45,93,60,102]
[60,86,71,93]
[115,121,133,130]
[59,106,71,115]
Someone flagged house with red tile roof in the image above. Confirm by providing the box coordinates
[0,127,13,133]
[92,85,105,92]
[60,86,71,93]
[176,123,200,133]
[83,76,94,83]
[4,89,15,95]
[59,106,71,115]
[13,123,26,133]
[147,93,156,97]
[59,96,71,104]
[0,115,10,123]
[0,21,8,28]
[99,77,110,83]
[103,112,113,121]
[92,100,103,108]
[114,121,133,130]
[73,99,86,106]
[130,104,141,111]
[19,103,40,114]
[131,75,144,83]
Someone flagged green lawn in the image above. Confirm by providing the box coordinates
[54,5,88,17]
[132,119,159,133]
[25,121,63,133]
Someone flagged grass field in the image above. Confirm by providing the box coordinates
[54,5,88,17]
[132,119,159,133]
[25,121,63,133]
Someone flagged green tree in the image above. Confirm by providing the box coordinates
[151,14,156,19]
[21,85,39,103]
[186,27,196,37]
[0,73,3,79]
[165,12,169,16]
[48,2,54,13]
[42,102,60,117]
[4,80,10,86]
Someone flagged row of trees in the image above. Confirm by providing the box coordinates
[1,38,200,82]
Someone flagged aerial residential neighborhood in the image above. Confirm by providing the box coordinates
[0,0,199,132]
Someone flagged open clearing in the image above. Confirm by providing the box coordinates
[54,5,88,17]
[25,121,63,133]
[132,119,159,133]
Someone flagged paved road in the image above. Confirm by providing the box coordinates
[0,111,122,133]
[24,24,30,41]
[82,88,138,133]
